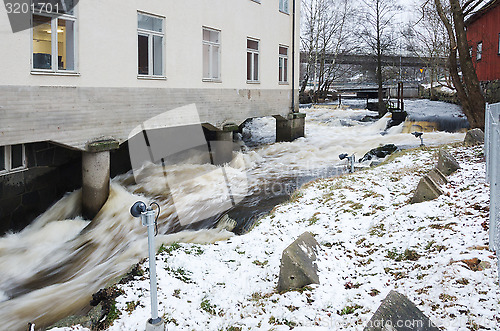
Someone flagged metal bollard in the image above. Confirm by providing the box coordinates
[131,202,165,331]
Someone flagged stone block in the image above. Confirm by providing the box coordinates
[364,291,439,330]
[427,168,447,186]
[411,175,443,204]
[463,128,484,146]
[436,149,460,176]
[277,232,321,293]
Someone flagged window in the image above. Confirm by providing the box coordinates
[203,28,221,81]
[138,13,164,77]
[279,0,289,13]
[279,46,288,83]
[0,145,26,174]
[247,38,259,82]
[498,33,500,55]
[32,2,76,72]
[477,41,482,61]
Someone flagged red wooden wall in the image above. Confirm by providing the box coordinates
[467,3,500,81]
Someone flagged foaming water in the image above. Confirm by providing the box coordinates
[0,101,465,330]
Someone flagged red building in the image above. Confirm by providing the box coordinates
[466,0,500,82]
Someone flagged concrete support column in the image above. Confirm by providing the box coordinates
[275,113,306,142]
[82,139,119,219]
[210,126,235,165]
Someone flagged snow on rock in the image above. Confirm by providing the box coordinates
[52,144,499,331]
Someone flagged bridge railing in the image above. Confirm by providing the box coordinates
[485,103,500,279]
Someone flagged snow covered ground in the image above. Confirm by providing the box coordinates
[51,143,499,331]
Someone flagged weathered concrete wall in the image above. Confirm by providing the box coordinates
[0,143,81,234]
[0,86,295,150]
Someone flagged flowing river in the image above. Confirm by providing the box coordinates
[0,100,466,330]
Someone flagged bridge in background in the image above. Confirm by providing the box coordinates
[301,53,448,68]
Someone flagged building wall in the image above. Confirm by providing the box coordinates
[0,142,82,234]
[467,4,500,81]
[0,0,301,149]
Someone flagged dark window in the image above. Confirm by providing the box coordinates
[11,144,23,169]
[138,35,149,75]
[0,146,5,171]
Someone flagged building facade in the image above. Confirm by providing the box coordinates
[0,0,301,233]
[467,0,500,82]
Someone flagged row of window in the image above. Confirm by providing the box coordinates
[32,11,290,84]
[0,145,26,174]
[251,0,290,14]
[470,34,500,61]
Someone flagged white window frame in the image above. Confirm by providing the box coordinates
[279,45,289,84]
[247,38,260,83]
[0,145,27,174]
[137,12,166,78]
[498,33,500,55]
[30,6,78,74]
[202,27,221,82]
[279,0,289,14]
[477,41,483,61]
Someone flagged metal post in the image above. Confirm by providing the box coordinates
[130,201,165,331]
[143,209,161,324]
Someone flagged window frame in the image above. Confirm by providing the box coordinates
[30,5,78,74]
[246,38,260,83]
[137,11,166,79]
[202,27,221,82]
[279,45,289,84]
[0,144,27,175]
[476,41,483,61]
[279,0,289,14]
[498,33,500,55]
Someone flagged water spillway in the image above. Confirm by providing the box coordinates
[0,100,466,330]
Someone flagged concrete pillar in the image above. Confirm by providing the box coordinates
[82,139,119,219]
[210,129,234,166]
[275,113,306,142]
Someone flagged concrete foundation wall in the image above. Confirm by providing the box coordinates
[0,86,296,150]
[0,143,82,234]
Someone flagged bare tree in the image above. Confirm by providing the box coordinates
[300,0,356,103]
[433,0,486,129]
[405,2,451,100]
[357,0,401,116]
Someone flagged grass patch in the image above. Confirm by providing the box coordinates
[158,242,181,255]
[338,304,363,315]
[386,248,421,262]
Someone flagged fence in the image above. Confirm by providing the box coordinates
[485,103,500,279]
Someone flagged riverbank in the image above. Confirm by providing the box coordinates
[51,143,499,331]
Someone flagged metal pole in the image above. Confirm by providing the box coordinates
[145,210,160,323]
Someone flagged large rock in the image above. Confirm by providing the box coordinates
[436,149,460,176]
[411,175,444,204]
[277,232,321,293]
[364,291,439,331]
[464,128,484,146]
[360,144,399,163]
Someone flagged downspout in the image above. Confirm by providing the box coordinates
[291,0,297,113]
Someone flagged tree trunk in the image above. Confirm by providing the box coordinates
[449,0,485,130]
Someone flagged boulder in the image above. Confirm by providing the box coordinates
[411,175,444,204]
[427,168,448,186]
[277,232,321,293]
[464,128,484,146]
[436,149,460,176]
[364,291,439,330]
[360,144,398,163]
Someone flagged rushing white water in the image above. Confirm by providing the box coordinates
[0,101,465,330]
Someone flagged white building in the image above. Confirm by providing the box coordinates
[0,0,301,231]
